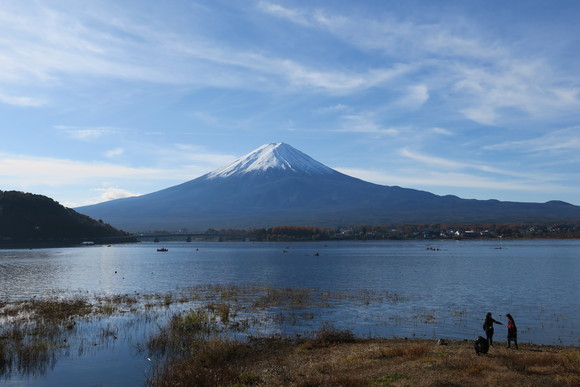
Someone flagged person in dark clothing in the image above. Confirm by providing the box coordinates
[474,336,489,355]
[483,312,503,346]
[506,313,518,349]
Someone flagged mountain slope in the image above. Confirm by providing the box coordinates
[76,143,580,232]
[0,190,133,246]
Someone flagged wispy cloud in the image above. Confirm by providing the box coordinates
[451,60,580,125]
[2,1,578,117]
[336,167,572,199]
[105,148,124,158]
[257,1,311,26]
[431,127,453,136]
[0,153,169,186]
[400,148,465,169]
[392,84,430,110]
[280,63,412,94]
[398,147,555,181]
[315,104,350,114]
[484,127,580,153]
[339,113,411,136]
[173,144,237,167]
[258,2,580,125]
[0,146,236,206]
[0,1,419,97]
[0,92,45,107]
[55,125,119,140]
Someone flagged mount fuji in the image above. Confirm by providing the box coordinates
[76,142,580,232]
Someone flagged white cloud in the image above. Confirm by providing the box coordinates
[339,114,410,135]
[459,106,498,126]
[273,61,413,94]
[398,148,560,182]
[315,104,349,114]
[55,125,118,140]
[190,111,219,125]
[0,2,419,97]
[0,153,171,186]
[0,148,237,206]
[400,148,464,169]
[105,148,124,158]
[257,2,310,26]
[431,127,453,136]
[0,92,45,107]
[392,84,429,110]
[484,127,580,153]
[155,144,237,167]
[258,3,580,124]
[336,167,570,197]
[92,187,140,202]
[452,60,580,125]
[2,0,578,116]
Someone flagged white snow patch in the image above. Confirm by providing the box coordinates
[205,142,336,179]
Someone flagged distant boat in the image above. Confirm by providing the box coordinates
[82,241,94,245]
[157,247,168,252]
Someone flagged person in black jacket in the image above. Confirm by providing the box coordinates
[506,313,518,349]
[483,312,503,346]
[474,336,490,355]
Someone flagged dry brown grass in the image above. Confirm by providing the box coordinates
[149,336,580,387]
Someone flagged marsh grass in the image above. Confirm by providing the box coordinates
[0,326,56,378]
[42,298,89,319]
[2,285,578,386]
[0,296,96,378]
[0,298,92,323]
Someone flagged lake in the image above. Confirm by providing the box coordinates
[1,239,579,386]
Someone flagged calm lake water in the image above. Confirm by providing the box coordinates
[1,239,579,386]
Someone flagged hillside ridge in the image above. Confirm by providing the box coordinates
[0,190,134,247]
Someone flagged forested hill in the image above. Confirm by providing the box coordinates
[0,190,134,247]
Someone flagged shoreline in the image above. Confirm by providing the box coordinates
[3,236,580,250]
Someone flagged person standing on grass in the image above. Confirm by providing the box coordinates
[506,313,518,349]
[483,312,503,346]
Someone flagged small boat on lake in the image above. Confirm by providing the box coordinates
[157,247,168,252]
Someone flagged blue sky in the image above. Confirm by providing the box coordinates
[1,0,579,208]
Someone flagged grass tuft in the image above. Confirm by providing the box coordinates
[312,322,356,346]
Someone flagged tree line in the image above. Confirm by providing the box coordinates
[201,223,580,241]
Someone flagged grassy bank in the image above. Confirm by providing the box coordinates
[145,313,580,387]
[140,290,580,386]
[148,335,580,386]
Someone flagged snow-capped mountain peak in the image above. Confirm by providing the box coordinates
[205,142,337,179]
